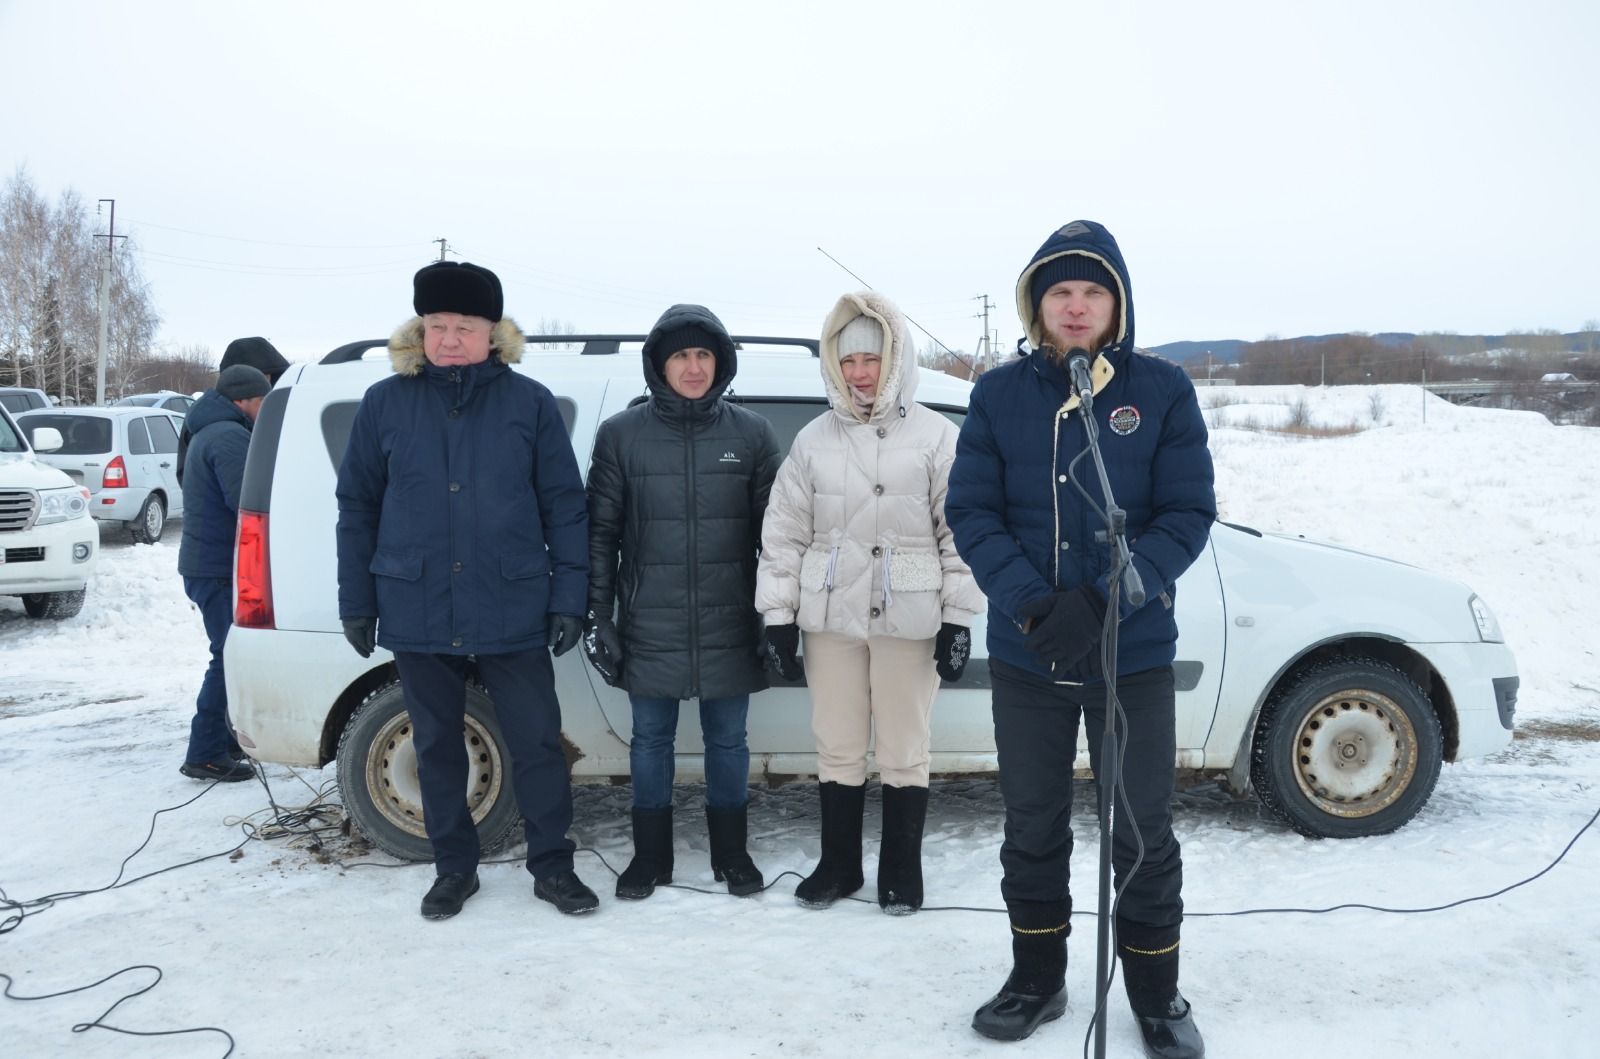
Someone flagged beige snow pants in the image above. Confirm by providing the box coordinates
[801,630,940,787]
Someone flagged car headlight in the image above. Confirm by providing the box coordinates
[34,486,91,525]
[1469,594,1504,643]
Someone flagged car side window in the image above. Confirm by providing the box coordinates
[127,418,153,456]
[719,397,967,456]
[318,396,580,470]
[146,414,180,454]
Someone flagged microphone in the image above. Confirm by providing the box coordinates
[1066,347,1095,405]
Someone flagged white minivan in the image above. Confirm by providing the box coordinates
[225,336,1519,861]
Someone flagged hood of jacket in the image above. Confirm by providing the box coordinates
[819,290,918,425]
[1014,219,1136,357]
[640,303,738,421]
[185,387,254,436]
[219,336,291,381]
[386,316,526,376]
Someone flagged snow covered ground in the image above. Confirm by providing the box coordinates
[2,384,1597,1058]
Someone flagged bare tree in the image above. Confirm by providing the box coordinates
[0,167,160,404]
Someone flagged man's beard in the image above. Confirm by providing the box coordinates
[1041,320,1115,358]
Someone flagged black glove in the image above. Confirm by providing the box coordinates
[342,617,376,659]
[583,611,624,687]
[548,613,583,657]
[762,622,803,681]
[935,622,971,683]
[1017,586,1107,668]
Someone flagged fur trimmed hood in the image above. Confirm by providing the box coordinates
[386,316,526,376]
[819,290,918,424]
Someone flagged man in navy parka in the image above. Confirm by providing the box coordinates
[948,221,1215,1055]
[336,262,597,920]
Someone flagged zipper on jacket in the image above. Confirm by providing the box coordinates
[685,420,700,695]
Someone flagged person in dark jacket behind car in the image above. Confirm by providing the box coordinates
[583,304,782,900]
[336,262,596,921]
[176,363,272,782]
[947,220,1215,1056]
[176,336,289,485]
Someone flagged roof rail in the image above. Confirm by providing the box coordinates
[319,334,820,365]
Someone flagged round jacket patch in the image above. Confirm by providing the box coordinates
[1108,405,1141,435]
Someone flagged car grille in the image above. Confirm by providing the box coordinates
[0,489,38,532]
[4,547,45,562]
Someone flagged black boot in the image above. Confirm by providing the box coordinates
[706,805,764,897]
[971,899,1070,1041]
[877,783,929,915]
[1121,922,1204,1059]
[793,781,865,909]
[616,807,674,900]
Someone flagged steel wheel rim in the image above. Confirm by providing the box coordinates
[362,711,505,839]
[1291,688,1418,818]
[145,499,163,538]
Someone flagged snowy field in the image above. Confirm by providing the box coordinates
[2,384,1597,1058]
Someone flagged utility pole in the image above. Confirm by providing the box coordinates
[973,294,994,374]
[1207,349,1214,383]
[1320,350,1326,387]
[1421,350,1427,425]
[433,237,451,262]
[94,199,126,406]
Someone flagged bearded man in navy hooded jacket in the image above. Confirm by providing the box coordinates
[947,221,1215,1057]
[336,262,597,921]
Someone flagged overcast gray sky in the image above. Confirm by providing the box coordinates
[3,0,1596,363]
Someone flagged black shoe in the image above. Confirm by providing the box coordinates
[420,872,479,919]
[794,781,865,909]
[535,869,599,914]
[179,757,254,782]
[616,807,674,901]
[1133,993,1205,1059]
[971,985,1068,1041]
[706,805,764,897]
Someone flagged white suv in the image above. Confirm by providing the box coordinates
[225,336,1518,861]
[0,404,98,619]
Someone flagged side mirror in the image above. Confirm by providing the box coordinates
[29,426,64,453]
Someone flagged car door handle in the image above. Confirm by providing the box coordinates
[160,462,171,468]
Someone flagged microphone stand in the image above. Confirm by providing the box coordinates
[1071,369,1145,1059]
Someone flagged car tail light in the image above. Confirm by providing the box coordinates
[102,455,128,488]
[235,509,275,628]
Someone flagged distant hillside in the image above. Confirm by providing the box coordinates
[1151,330,1599,365]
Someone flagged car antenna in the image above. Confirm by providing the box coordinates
[815,247,981,378]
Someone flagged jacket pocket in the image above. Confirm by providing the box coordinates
[799,547,833,591]
[370,549,425,631]
[882,550,942,640]
[797,546,836,632]
[500,550,551,644]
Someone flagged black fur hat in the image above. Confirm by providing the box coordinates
[412,261,503,322]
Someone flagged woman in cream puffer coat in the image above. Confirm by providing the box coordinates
[756,289,984,914]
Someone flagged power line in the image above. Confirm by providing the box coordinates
[129,219,422,251]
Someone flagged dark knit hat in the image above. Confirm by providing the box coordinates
[216,364,271,401]
[412,261,504,322]
[1029,253,1118,313]
[650,324,719,374]
[220,336,289,382]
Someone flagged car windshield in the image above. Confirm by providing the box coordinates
[19,414,112,454]
[0,413,22,453]
[114,396,158,406]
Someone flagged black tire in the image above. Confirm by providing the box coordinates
[21,588,87,620]
[129,493,166,544]
[335,679,521,862]
[1250,657,1443,838]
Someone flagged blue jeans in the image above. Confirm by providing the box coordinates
[628,694,751,811]
[183,576,240,764]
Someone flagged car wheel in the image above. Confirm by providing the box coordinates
[335,679,521,862]
[129,493,166,544]
[1250,656,1443,838]
[21,589,87,620]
